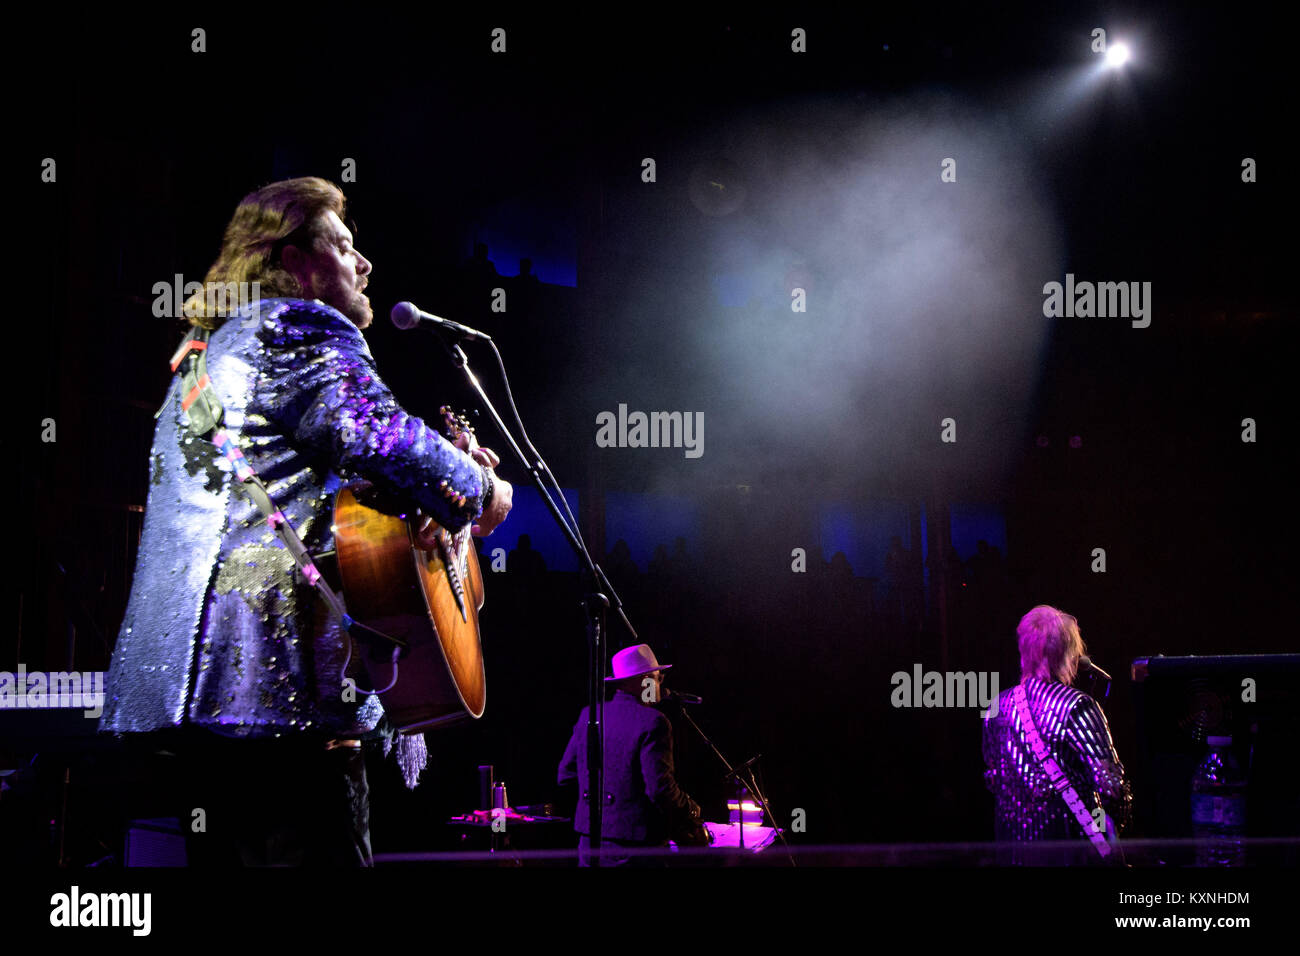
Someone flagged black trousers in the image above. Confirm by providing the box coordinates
[171,728,373,867]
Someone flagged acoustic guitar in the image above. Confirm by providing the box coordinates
[331,407,486,733]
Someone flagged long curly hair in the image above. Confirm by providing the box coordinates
[182,177,346,329]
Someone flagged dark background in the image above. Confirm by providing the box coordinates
[7,3,1296,862]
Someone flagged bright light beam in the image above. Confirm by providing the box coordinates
[1105,42,1131,68]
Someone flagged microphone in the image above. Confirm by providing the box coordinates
[390,301,492,342]
[1079,656,1112,681]
[664,688,703,705]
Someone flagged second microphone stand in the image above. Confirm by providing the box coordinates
[669,697,795,865]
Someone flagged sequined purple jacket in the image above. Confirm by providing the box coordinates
[100,298,489,740]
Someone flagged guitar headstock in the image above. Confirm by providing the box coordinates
[439,406,474,441]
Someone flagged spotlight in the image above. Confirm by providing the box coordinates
[1104,42,1130,68]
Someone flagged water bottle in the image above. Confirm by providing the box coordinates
[1190,735,1247,866]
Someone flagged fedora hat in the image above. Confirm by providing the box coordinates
[605,644,673,682]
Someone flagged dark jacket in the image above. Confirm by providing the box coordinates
[558,690,701,843]
[100,298,489,740]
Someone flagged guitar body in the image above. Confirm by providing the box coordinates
[332,486,486,733]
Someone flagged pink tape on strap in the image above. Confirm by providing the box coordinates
[212,431,254,479]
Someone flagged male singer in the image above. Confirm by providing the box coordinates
[101,177,512,865]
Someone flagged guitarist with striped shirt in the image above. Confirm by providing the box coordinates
[982,605,1132,864]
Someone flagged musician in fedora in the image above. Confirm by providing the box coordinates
[557,644,706,866]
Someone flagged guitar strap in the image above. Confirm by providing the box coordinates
[167,327,400,651]
[1011,683,1114,859]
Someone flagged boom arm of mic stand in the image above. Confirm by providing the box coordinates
[437,337,638,639]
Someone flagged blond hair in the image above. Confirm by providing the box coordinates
[1017,605,1085,683]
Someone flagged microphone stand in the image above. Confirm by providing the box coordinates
[670,700,795,865]
[1078,658,1113,703]
[1085,672,1112,702]
[431,331,639,866]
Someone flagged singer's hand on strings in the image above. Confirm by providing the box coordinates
[414,514,440,552]
[452,431,509,533]
[473,474,512,536]
[451,428,509,535]
[453,429,479,457]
